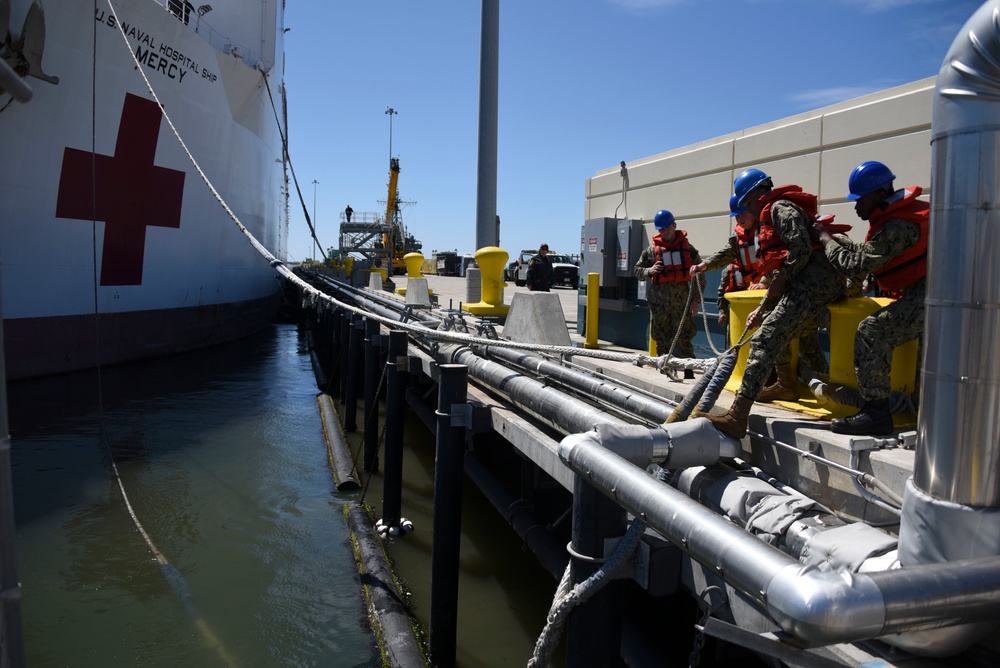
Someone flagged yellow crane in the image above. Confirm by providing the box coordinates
[338,157,420,274]
[383,158,406,274]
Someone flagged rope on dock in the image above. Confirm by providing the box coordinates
[104,0,720,380]
[527,517,647,668]
[298,276,722,372]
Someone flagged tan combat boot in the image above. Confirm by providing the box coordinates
[758,363,799,403]
[696,394,754,439]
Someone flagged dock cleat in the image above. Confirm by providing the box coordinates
[831,398,894,436]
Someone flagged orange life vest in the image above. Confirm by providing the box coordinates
[651,229,693,283]
[755,185,851,278]
[725,222,759,291]
[866,186,929,296]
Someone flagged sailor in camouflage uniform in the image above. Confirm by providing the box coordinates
[811,161,928,435]
[698,169,846,438]
[717,264,732,327]
[692,193,830,402]
[693,195,762,333]
[634,210,704,377]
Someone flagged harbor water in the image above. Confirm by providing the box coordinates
[8,322,554,667]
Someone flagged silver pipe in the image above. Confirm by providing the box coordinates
[559,436,1000,646]
[920,0,1000,507]
[310,274,687,436]
[449,346,627,435]
[481,345,675,424]
[313,274,439,324]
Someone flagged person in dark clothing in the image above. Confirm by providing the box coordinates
[526,243,554,291]
[811,160,928,436]
[345,205,353,223]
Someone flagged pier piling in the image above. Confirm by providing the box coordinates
[344,315,362,432]
[338,311,351,400]
[327,309,342,397]
[363,317,381,472]
[566,474,627,667]
[429,364,469,668]
[382,330,408,528]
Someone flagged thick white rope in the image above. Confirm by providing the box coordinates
[104,1,718,378]
[527,518,647,667]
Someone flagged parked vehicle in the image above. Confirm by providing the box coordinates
[504,260,519,282]
[514,250,579,288]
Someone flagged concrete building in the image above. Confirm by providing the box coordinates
[585,77,935,253]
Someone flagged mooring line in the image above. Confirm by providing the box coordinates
[93,3,248,664]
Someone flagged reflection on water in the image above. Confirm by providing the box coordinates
[9,322,568,667]
[346,411,560,667]
[9,325,378,667]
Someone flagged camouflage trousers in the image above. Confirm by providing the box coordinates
[855,280,925,401]
[650,303,696,359]
[741,281,843,400]
[780,324,829,377]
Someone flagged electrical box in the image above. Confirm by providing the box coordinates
[616,219,643,278]
[581,218,620,287]
[578,218,646,348]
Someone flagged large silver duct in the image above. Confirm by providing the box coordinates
[903,0,1000,582]
[894,4,1000,654]
[917,0,1000,508]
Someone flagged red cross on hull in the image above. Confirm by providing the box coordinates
[56,93,186,286]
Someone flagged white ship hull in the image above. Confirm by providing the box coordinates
[0,0,287,379]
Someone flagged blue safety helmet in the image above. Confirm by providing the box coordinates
[847,161,896,201]
[653,209,675,229]
[734,168,771,205]
[729,194,747,217]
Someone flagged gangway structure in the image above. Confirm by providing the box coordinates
[338,158,421,273]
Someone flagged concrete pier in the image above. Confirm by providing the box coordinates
[301,270,923,668]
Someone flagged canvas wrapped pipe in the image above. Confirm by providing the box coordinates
[557,431,1000,646]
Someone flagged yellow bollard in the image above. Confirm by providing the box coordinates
[723,293,917,407]
[585,272,599,349]
[827,297,918,394]
[464,246,510,316]
[403,252,424,278]
[723,290,798,393]
[396,252,430,295]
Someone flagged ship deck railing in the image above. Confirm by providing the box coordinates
[153,0,266,70]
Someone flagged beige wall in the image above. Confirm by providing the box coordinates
[585,77,935,253]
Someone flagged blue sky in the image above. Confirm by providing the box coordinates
[282,0,980,262]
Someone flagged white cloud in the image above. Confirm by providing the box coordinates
[841,0,944,10]
[786,85,887,110]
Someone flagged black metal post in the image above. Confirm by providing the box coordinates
[363,317,381,473]
[382,330,408,528]
[338,311,351,400]
[565,476,627,667]
[429,364,468,668]
[344,315,363,432]
[324,308,339,393]
[328,310,343,398]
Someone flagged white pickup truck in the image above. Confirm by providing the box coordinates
[512,250,579,289]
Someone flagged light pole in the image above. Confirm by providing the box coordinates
[311,179,319,261]
[385,107,397,166]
